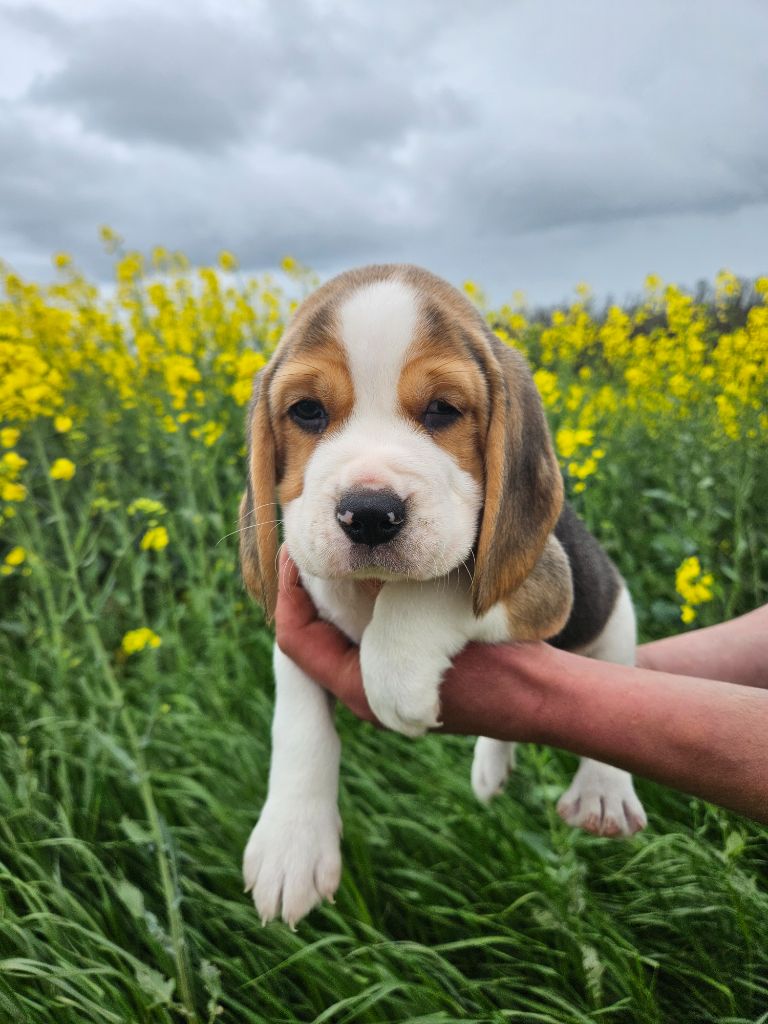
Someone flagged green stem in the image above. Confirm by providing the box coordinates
[724,444,754,621]
[33,428,197,1021]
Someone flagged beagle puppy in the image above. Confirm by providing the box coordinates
[239,264,647,927]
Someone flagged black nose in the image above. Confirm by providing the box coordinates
[336,488,406,547]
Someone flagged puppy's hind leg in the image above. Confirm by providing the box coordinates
[471,737,517,803]
[556,586,647,837]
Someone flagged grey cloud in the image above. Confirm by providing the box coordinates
[27,14,272,150]
[22,1,457,158]
[1,0,766,300]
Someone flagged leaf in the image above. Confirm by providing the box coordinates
[200,959,222,997]
[134,964,176,1006]
[724,831,745,860]
[95,732,137,776]
[115,879,145,919]
[120,816,154,845]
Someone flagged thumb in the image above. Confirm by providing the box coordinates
[274,549,357,679]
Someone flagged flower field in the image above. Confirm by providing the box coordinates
[1,242,767,1023]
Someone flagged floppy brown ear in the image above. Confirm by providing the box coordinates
[239,368,279,621]
[472,339,564,616]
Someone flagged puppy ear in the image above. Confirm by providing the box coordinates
[472,340,563,616]
[239,368,279,620]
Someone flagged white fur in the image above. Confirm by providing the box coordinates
[243,647,342,926]
[340,278,419,418]
[244,275,647,925]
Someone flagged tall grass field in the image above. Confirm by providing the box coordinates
[1,243,767,1023]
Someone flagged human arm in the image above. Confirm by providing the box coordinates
[274,555,768,823]
[637,604,768,688]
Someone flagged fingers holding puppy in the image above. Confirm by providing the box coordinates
[274,549,379,725]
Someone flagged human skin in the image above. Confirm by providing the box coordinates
[274,554,768,824]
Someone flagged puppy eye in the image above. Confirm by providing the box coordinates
[423,399,462,432]
[289,399,329,433]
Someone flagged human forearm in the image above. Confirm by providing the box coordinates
[637,604,768,688]
[470,642,768,822]
[276,558,768,823]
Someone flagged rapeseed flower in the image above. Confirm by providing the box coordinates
[675,556,715,623]
[121,628,162,654]
[4,546,26,566]
[50,458,76,481]
[140,526,169,551]
[1,482,26,502]
[1,428,20,448]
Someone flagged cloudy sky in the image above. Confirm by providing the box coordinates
[1,0,766,303]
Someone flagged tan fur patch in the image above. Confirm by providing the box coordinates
[240,370,279,618]
[270,337,354,504]
[397,346,486,485]
[471,341,564,615]
[503,535,573,640]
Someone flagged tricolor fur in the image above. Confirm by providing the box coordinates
[240,265,646,927]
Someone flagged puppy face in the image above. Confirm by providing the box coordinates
[240,265,563,619]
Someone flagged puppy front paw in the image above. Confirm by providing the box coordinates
[358,654,440,737]
[557,760,647,837]
[243,800,342,927]
[360,631,446,736]
[366,677,442,737]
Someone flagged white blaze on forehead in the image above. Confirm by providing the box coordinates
[338,277,419,415]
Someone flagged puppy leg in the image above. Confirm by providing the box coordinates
[471,737,517,803]
[360,580,473,737]
[557,759,647,836]
[557,586,647,837]
[243,647,342,927]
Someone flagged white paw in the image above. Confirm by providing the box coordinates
[242,800,342,927]
[366,680,442,737]
[360,650,443,737]
[557,760,647,837]
[471,738,517,803]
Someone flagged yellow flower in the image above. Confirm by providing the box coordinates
[2,451,27,473]
[53,252,72,270]
[191,420,224,446]
[556,427,594,460]
[1,481,27,502]
[4,546,26,566]
[675,556,715,621]
[219,250,238,272]
[280,255,297,273]
[54,414,73,432]
[121,627,162,654]
[1,428,20,448]
[140,525,169,551]
[50,458,76,480]
[99,225,122,248]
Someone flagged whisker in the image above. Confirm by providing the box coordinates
[239,500,279,521]
[216,519,284,545]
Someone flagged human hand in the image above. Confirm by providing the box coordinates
[274,551,545,741]
[274,551,378,724]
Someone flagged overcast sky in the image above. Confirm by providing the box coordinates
[1,0,766,304]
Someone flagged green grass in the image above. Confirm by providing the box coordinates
[1,326,767,1021]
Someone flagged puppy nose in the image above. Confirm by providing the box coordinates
[335,488,406,547]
